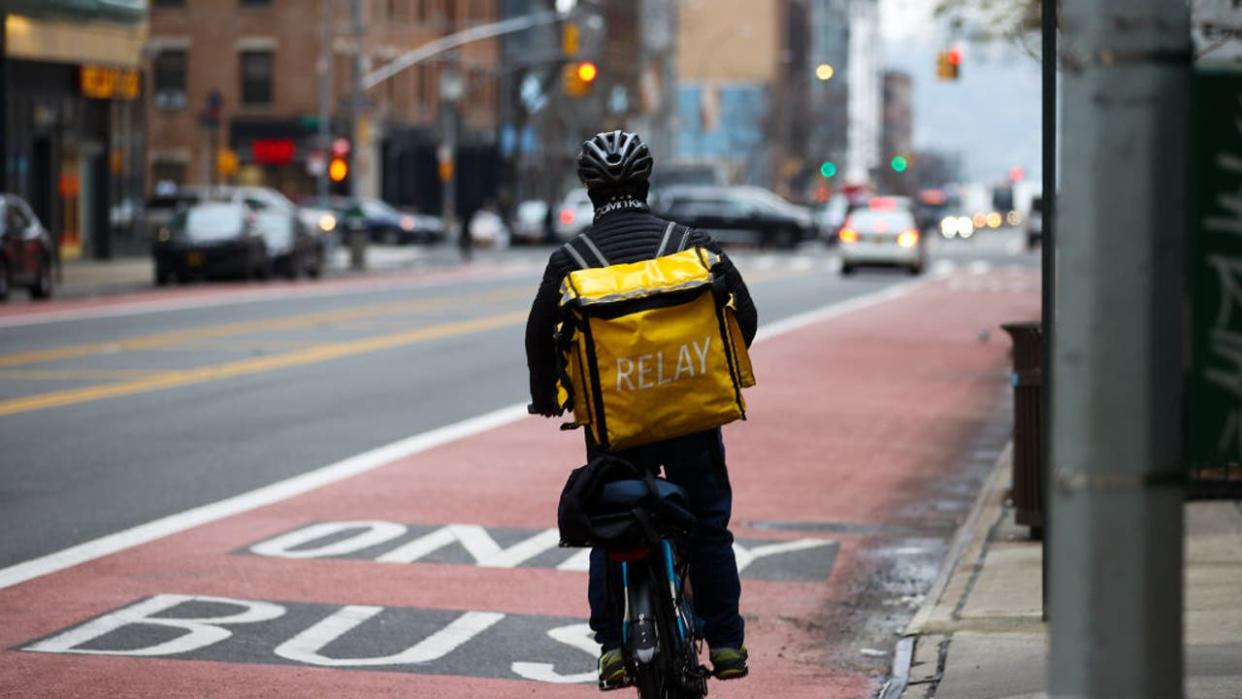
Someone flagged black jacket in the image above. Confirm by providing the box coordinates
[524,204,759,413]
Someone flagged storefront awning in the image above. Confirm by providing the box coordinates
[0,0,145,25]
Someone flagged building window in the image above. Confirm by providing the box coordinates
[239,0,271,7]
[152,0,185,7]
[240,50,274,105]
[153,49,188,110]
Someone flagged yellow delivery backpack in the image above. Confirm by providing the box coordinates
[556,223,755,451]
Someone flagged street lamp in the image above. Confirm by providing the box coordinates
[440,60,464,246]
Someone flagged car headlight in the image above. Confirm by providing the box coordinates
[400,215,415,231]
[318,213,336,233]
[940,217,958,237]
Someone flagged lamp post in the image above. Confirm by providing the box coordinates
[439,55,464,254]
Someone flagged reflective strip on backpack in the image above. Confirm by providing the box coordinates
[655,221,677,257]
[562,241,590,270]
[676,226,692,252]
[579,234,610,267]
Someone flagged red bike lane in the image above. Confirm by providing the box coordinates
[0,268,1037,698]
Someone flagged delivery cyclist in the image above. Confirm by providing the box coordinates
[524,130,758,685]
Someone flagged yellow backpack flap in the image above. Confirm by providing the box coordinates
[556,228,755,451]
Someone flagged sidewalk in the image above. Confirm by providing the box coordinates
[894,448,1242,699]
[46,245,433,299]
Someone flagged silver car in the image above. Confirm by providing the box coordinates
[553,188,595,242]
[838,207,925,276]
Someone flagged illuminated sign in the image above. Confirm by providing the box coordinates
[251,139,296,166]
[80,65,141,101]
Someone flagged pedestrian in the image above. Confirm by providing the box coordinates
[524,130,757,686]
[457,207,475,263]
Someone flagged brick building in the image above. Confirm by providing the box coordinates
[146,0,500,209]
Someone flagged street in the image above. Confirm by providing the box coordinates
[0,231,1039,696]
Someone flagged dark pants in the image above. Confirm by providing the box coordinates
[587,429,745,653]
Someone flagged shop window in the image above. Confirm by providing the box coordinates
[153,49,188,110]
[240,50,274,106]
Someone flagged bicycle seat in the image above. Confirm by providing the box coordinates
[599,478,688,508]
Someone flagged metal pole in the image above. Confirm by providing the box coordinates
[0,13,7,193]
[348,0,364,198]
[1038,0,1055,622]
[1049,1,1189,696]
[317,0,333,198]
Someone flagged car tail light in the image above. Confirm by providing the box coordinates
[559,208,575,226]
[839,228,859,244]
[897,229,919,248]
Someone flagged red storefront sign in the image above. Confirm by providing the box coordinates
[251,139,296,166]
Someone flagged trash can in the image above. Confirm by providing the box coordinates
[1001,322,1045,538]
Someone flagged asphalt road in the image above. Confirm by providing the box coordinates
[0,229,1035,570]
[0,227,1041,697]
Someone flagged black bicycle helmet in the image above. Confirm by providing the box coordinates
[577,130,653,190]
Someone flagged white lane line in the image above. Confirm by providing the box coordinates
[0,276,929,591]
[968,261,992,275]
[0,404,527,590]
[790,256,816,272]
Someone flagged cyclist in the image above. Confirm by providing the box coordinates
[524,130,758,686]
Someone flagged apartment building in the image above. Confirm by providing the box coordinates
[146,0,500,208]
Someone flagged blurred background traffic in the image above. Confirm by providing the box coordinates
[0,0,1047,298]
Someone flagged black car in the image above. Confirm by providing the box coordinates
[304,196,444,245]
[654,186,814,249]
[0,194,56,301]
[152,202,322,284]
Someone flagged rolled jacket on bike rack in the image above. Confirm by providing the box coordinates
[556,455,711,698]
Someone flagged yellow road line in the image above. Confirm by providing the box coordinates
[0,310,528,417]
[0,368,167,381]
[0,287,529,368]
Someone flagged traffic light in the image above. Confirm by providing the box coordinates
[328,157,349,183]
[936,49,962,80]
[891,156,909,173]
[564,61,598,96]
[819,160,838,178]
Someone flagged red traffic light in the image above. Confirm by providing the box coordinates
[947,48,963,66]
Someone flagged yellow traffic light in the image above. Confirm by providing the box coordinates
[564,61,598,97]
[562,21,580,56]
[328,157,349,183]
[936,50,961,80]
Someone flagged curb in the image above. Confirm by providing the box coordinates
[879,443,1013,698]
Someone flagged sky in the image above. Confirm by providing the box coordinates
[878,0,1044,185]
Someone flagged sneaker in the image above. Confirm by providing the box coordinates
[598,648,627,688]
[710,646,749,680]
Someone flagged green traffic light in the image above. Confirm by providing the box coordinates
[891,156,909,173]
[820,161,837,178]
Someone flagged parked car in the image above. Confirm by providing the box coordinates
[511,199,551,244]
[553,188,595,242]
[468,209,511,248]
[654,185,813,249]
[152,201,322,284]
[837,206,925,276]
[0,194,56,301]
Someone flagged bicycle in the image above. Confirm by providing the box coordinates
[592,476,712,698]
